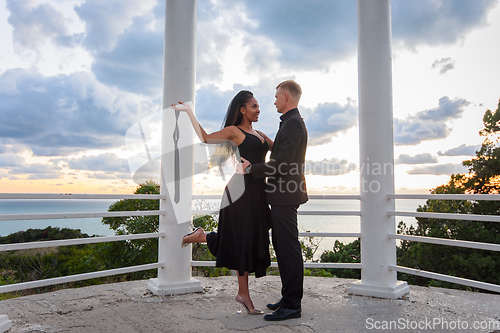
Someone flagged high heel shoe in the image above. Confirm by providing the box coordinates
[235,298,264,315]
[181,227,202,248]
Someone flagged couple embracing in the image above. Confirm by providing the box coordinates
[178,80,308,321]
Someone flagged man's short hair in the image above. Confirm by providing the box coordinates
[276,80,302,100]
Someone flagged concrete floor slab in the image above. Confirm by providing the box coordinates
[1,276,499,332]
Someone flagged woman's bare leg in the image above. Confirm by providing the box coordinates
[181,227,207,246]
[235,272,262,314]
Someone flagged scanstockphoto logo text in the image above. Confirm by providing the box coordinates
[305,158,395,194]
[366,317,500,331]
[125,104,397,224]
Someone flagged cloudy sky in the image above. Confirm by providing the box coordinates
[0,0,499,194]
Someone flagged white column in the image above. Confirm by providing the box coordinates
[147,0,203,296]
[348,0,410,299]
[0,315,12,333]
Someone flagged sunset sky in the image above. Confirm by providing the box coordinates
[0,0,499,195]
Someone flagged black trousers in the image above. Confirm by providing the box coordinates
[270,205,303,310]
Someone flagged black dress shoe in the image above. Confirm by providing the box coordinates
[266,298,282,310]
[264,307,301,321]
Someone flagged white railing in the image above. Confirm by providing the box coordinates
[3,192,498,295]
[192,261,362,270]
[388,193,500,294]
[0,193,362,294]
[191,194,362,270]
[0,193,165,294]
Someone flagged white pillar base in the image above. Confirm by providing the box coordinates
[147,277,203,296]
[0,315,12,333]
[348,280,410,299]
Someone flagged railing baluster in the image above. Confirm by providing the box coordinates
[390,193,500,293]
[1,192,499,295]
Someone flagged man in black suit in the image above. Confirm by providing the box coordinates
[242,80,308,321]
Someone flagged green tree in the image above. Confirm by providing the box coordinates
[190,213,231,277]
[319,239,360,279]
[0,227,96,299]
[397,100,500,290]
[463,99,500,217]
[85,181,229,278]
[0,183,231,299]
[0,226,90,244]
[82,181,161,280]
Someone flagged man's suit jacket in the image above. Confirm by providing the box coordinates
[252,108,308,206]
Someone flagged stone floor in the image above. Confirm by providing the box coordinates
[1,276,500,333]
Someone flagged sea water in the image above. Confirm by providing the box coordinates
[0,199,117,237]
[297,199,426,256]
[0,198,426,256]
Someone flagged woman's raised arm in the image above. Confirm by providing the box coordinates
[172,102,238,144]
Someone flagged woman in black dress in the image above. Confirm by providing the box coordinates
[174,90,272,315]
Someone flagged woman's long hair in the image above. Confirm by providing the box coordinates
[210,90,254,168]
[222,90,254,128]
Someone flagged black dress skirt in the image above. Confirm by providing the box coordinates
[206,128,271,277]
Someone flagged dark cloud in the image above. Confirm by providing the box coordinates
[28,134,122,157]
[195,85,358,145]
[432,58,456,74]
[194,82,281,137]
[407,163,468,175]
[60,153,130,173]
[0,69,154,157]
[305,158,357,176]
[6,0,79,49]
[73,0,239,96]
[0,142,24,154]
[0,153,26,167]
[438,144,481,156]
[396,153,438,164]
[83,0,276,96]
[7,0,492,101]
[73,1,165,96]
[194,85,240,133]
[226,0,497,68]
[74,0,157,52]
[394,96,470,145]
[6,0,497,91]
[9,163,62,180]
[302,100,358,145]
[392,0,498,49]
[91,20,164,97]
[197,84,356,148]
[240,0,357,68]
[2,0,497,182]
[87,172,120,180]
[196,1,234,85]
[76,1,227,96]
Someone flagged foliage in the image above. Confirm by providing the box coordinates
[319,239,361,279]
[479,99,500,137]
[190,211,231,277]
[300,230,322,262]
[303,268,333,277]
[0,227,105,299]
[462,99,500,217]
[397,100,500,290]
[7,99,500,300]
[396,180,500,289]
[0,183,232,299]
[0,226,90,244]
[82,180,161,280]
[299,230,338,278]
